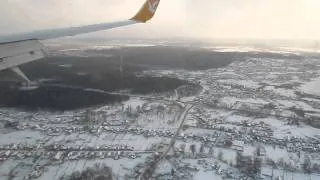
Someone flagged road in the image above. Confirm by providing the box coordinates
[138,104,193,180]
[163,104,193,155]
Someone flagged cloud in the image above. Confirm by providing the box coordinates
[0,0,143,33]
[1,0,320,40]
[184,0,320,40]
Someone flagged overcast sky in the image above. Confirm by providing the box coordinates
[1,0,320,40]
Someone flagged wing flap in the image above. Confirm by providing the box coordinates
[0,40,45,71]
[0,40,45,59]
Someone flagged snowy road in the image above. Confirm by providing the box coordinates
[138,104,193,180]
[164,104,193,155]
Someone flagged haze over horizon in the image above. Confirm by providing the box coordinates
[1,0,320,41]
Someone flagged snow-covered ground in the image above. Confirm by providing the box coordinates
[300,77,320,96]
[1,45,320,180]
[262,167,320,180]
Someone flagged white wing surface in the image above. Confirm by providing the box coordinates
[0,0,161,82]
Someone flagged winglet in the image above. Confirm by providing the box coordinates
[131,0,160,23]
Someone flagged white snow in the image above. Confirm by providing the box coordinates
[58,64,73,68]
[214,148,237,164]
[264,146,291,162]
[225,114,250,123]
[194,171,223,180]
[264,85,297,97]
[122,98,145,111]
[274,124,320,138]
[0,130,43,145]
[257,118,285,128]
[242,146,257,156]
[262,167,320,180]
[0,160,21,177]
[218,79,261,89]
[277,100,298,108]
[303,97,320,104]
[221,97,269,106]
[300,78,320,96]
[253,118,316,139]
[39,156,149,180]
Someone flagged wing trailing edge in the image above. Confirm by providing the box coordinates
[0,40,45,71]
[0,40,45,82]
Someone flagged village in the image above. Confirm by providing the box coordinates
[1,53,320,180]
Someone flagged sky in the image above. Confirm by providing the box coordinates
[1,0,320,40]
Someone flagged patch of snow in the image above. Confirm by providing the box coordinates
[274,124,320,139]
[194,171,223,180]
[264,86,297,97]
[0,160,20,177]
[58,64,73,68]
[303,98,320,104]
[0,130,43,145]
[264,146,291,162]
[262,167,320,180]
[242,146,257,156]
[277,100,298,108]
[122,98,145,111]
[300,78,320,96]
[214,148,237,164]
[221,97,269,106]
[225,114,250,123]
[218,79,261,89]
[39,156,149,180]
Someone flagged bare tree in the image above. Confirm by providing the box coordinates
[199,144,205,154]
[61,163,113,180]
[256,146,261,156]
[217,150,223,161]
[235,151,242,168]
[180,144,186,154]
[303,155,312,174]
[190,144,196,156]
[252,155,262,177]
[209,146,214,156]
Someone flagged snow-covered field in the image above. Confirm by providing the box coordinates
[300,78,320,96]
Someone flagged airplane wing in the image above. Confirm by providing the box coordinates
[0,0,160,82]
